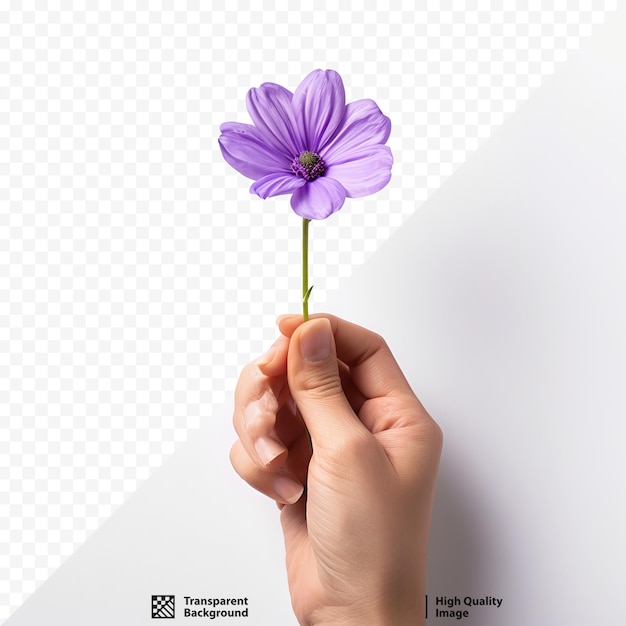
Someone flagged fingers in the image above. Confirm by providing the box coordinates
[282,313,433,439]
[279,313,417,402]
[257,324,367,413]
[254,334,289,377]
[287,318,369,450]
[233,361,289,467]
[230,439,304,505]
[231,322,363,504]
[232,333,309,506]
[231,316,440,512]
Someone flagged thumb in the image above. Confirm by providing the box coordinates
[287,317,365,449]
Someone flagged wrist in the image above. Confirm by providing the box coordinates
[309,596,425,626]
[312,613,423,626]
[312,580,426,625]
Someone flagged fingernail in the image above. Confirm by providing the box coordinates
[254,344,277,366]
[300,319,331,362]
[273,476,304,504]
[255,436,286,466]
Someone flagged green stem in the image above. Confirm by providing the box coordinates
[302,218,311,321]
[302,217,313,454]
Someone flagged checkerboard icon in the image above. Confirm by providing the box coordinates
[152,595,175,618]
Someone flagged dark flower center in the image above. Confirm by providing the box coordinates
[291,151,326,181]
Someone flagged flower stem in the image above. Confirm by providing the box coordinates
[301,217,314,453]
[302,218,312,321]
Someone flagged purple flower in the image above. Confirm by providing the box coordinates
[218,69,393,220]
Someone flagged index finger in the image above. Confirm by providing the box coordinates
[277,313,417,402]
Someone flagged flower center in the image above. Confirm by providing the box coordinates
[291,151,326,182]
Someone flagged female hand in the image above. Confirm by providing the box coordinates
[230,314,442,626]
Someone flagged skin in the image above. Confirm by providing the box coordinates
[230,314,443,626]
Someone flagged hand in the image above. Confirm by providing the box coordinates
[230,314,443,626]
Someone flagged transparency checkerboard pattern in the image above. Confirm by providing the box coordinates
[0,1,618,621]
[152,595,175,619]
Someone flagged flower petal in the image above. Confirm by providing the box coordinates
[250,173,306,199]
[325,145,393,198]
[246,83,304,158]
[218,122,289,180]
[321,99,391,162]
[290,177,347,220]
[292,69,346,153]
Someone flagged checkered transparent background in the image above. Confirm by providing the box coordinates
[0,1,618,621]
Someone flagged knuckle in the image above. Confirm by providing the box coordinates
[414,417,444,457]
[244,412,271,439]
[236,362,260,390]
[371,331,386,348]
[432,421,444,449]
[368,330,387,354]
[301,371,344,401]
[229,440,246,477]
